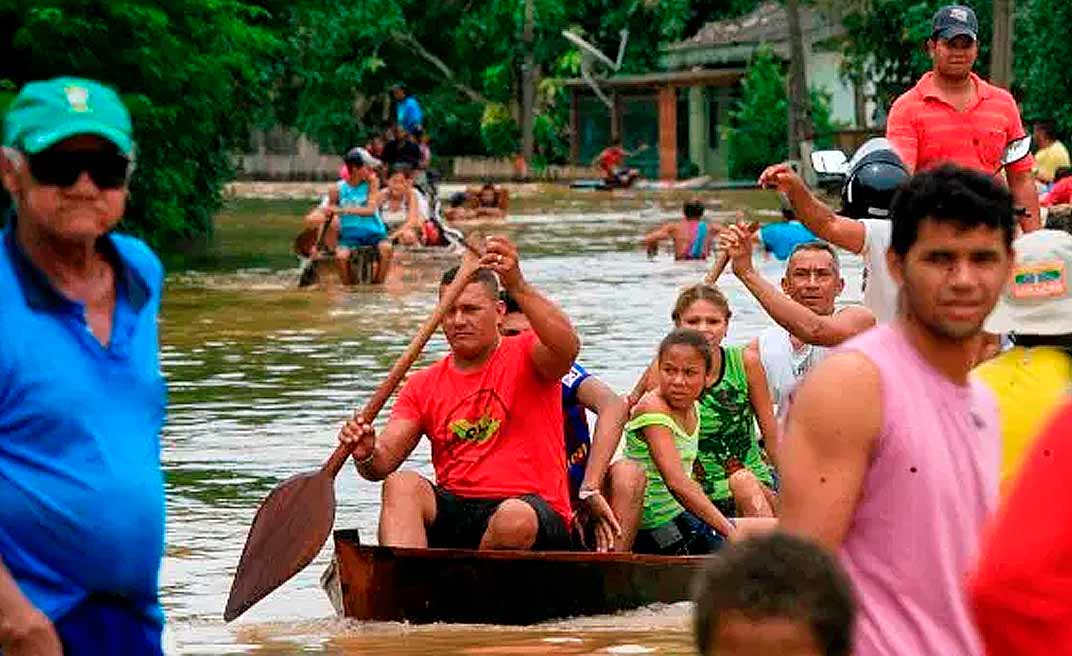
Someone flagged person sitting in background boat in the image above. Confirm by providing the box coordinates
[338,237,580,551]
[626,329,737,555]
[314,149,392,284]
[642,199,718,261]
[718,230,875,439]
[416,129,431,170]
[693,533,855,656]
[500,293,644,552]
[381,165,424,247]
[1032,119,1069,186]
[593,138,640,188]
[381,124,422,170]
[631,285,778,518]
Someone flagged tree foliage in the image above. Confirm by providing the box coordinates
[1015,0,1072,139]
[726,47,836,179]
[0,0,281,245]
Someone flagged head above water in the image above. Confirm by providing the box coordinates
[684,199,705,220]
[783,242,844,316]
[672,284,732,347]
[693,532,856,656]
[888,165,1015,341]
[439,265,504,362]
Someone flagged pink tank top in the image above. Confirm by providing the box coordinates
[838,324,999,656]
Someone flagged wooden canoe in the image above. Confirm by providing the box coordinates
[324,529,708,625]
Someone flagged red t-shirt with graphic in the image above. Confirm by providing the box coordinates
[391,332,571,522]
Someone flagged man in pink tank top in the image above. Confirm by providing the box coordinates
[778,164,1016,656]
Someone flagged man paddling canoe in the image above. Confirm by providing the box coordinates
[338,236,580,550]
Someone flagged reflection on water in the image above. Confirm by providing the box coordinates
[161,193,862,654]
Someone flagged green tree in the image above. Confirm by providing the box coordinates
[1,0,281,246]
[1015,0,1072,137]
[726,47,836,179]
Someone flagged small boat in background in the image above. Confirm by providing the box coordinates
[322,529,707,625]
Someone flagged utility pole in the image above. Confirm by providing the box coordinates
[519,0,535,178]
[785,0,814,175]
[990,0,1014,88]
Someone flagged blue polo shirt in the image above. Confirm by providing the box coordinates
[0,216,167,628]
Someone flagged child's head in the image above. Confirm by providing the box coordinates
[656,328,712,410]
[684,199,705,220]
[672,284,731,347]
[694,533,855,656]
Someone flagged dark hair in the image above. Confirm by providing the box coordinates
[672,284,732,323]
[657,328,713,373]
[500,290,522,314]
[440,265,499,299]
[694,533,856,656]
[1035,119,1057,140]
[388,163,412,179]
[889,164,1015,257]
[788,241,841,273]
[1054,166,1072,182]
[684,199,705,219]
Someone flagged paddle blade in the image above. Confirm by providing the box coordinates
[224,469,336,622]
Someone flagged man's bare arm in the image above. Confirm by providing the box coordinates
[339,416,423,482]
[742,342,780,464]
[778,351,881,550]
[1007,168,1042,232]
[758,164,866,254]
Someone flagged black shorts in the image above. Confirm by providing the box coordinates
[428,486,570,550]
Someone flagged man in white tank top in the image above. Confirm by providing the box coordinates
[778,164,1016,656]
[717,232,874,437]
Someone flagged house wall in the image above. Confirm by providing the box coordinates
[805,50,857,128]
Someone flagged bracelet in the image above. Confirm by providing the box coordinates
[356,452,375,467]
[578,487,601,501]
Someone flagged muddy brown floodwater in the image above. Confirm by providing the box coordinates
[158,190,863,655]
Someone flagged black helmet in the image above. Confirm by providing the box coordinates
[840,138,909,220]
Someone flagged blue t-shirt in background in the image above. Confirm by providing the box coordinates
[396,96,423,134]
[561,363,592,500]
[760,221,819,260]
[0,219,167,629]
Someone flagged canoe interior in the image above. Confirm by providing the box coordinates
[331,529,708,625]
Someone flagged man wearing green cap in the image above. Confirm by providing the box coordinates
[0,77,166,655]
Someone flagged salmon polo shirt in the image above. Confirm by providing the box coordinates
[0,214,167,627]
[886,72,1034,175]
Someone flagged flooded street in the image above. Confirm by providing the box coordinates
[159,190,864,654]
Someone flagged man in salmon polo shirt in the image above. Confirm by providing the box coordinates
[886,4,1040,231]
[338,235,580,550]
[778,165,1015,656]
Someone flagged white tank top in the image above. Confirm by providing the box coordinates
[757,326,828,411]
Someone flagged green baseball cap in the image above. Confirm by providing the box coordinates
[2,77,133,156]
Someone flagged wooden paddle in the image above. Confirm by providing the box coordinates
[224,247,481,622]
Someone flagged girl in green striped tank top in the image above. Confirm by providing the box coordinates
[671,284,777,518]
[625,329,737,555]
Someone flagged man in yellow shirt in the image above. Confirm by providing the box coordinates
[1033,120,1070,184]
[976,228,1072,493]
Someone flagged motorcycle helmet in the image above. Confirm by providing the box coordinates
[840,138,909,220]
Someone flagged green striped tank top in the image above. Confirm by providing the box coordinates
[624,404,699,530]
[695,345,774,502]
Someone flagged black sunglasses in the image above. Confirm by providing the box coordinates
[26,150,131,189]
